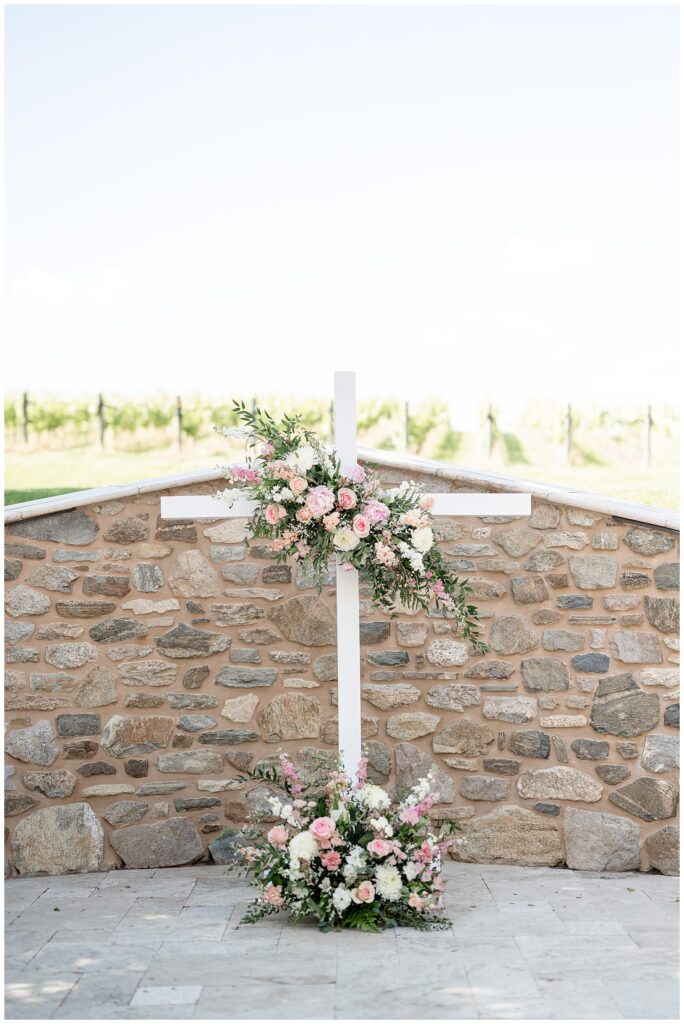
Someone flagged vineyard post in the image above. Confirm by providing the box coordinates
[329,401,334,442]
[487,403,495,457]
[176,396,183,450]
[97,394,106,448]
[404,401,410,449]
[565,404,573,463]
[22,392,29,443]
[644,403,653,467]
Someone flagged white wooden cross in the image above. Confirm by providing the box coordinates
[161,372,531,778]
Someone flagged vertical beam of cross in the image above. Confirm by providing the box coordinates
[333,372,362,778]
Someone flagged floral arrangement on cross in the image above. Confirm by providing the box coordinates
[216,401,486,649]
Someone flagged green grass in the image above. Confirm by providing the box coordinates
[4,441,679,510]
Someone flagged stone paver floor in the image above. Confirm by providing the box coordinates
[4,862,679,1020]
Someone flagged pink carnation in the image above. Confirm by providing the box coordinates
[305,485,335,518]
[321,850,342,870]
[337,487,357,510]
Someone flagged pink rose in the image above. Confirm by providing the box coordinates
[296,507,313,523]
[352,514,370,538]
[352,881,375,904]
[305,485,335,518]
[309,816,336,841]
[265,503,286,525]
[363,499,390,524]
[267,825,288,848]
[337,487,357,510]
[321,850,342,870]
[343,464,366,484]
[367,838,392,858]
[290,476,308,496]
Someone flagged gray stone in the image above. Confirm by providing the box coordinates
[621,572,650,590]
[36,623,84,639]
[564,808,640,871]
[216,667,277,688]
[616,741,640,759]
[609,778,679,821]
[56,599,117,618]
[5,542,46,560]
[209,602,264,626]
[364,740,392,783]
[268,651,309,666]
[533,803,560,816]
[425,684,479,711]
[167,693,219,710]
[6,793,39,815]
[5,621,35,643]
[590,672,660,737]
[451,805,563,866]
[483,758,521,775]
[103,518,149,544]
[238,627,281,645]
[55,713,100,737]
[6,646,39,664]
[75,666,118,708]
[117,661,179,686]
[5,720,59,765]
[155,623,230,658]
[312,654,337,681]
[177,715,217,732]
[169,551,220,598]
[182,666,211,690]
[466,577,506,600]
[557,595,594,609]
[138,781,186,795]
[655,563,679,591]
[198,729,260,745]
[448,543,496,557]
[132,563,165,592]
[489,616,538,655]
[520,657,569,692]
[77,761,117,777]
[5,585,51,618]
[395,742,454,802]
[102,715,175,757]
[44,642,99,670]
[88,618,148,644]
[52,549,102,562]
[517,766,603,802]
[109,816,203,867]
[174,797,221,811]
[269,595,336,646]
[568,555,617,589]
[492,528,540,557]
[5,667,26,690]
[459,775,509,801]
[595,764,631,785]
[25,565,79,593]
[610,631,662,664]
[262,564,292,584]
[221,694,259,723]
[510,577,549,604]
[426,638,469,666]
[386,712,440,740]
[361,683,421,710]
[641,734,679,773]
[530,502,562,529]
[571,738,610,760]
[571,653,610,673]
[464,660,516,680]
[156,750,223,773]
[508,730,551,759]
[482,696,537,724]
[544,531,589,550]
[222,564,260,584]
[102,800,149,826]
[644,596,679,634]
[637,668,679,687]
[624,527,675,556]
[523,550,565,573]
[126,693,164,709]
[664,704,679,729]
[367,650,410,666]
[433,719,495,756]
[9,509,99,546]
[208,831,243,864]
[155,516,197,543]
[396,622,429,647]
[22,769,76,798]
[11,803,104,875]
[360,622,391,644]
[258,693,322,742]
[210,545,247,563]
[542,629,585,652]
[591,532,619,550]
[643,825,679,875]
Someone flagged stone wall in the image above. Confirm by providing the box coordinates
[4,462,680,877]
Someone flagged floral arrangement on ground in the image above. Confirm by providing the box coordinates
[217,402,485,649]
[227,753,457,932]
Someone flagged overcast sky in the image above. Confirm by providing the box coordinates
[5,4,679,425]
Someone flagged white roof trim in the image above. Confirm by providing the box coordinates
[4,449,679,531]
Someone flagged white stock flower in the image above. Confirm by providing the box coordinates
[356,783,391,812]
[403,861,420,881]
[285,445,317,472]
[272,487,294,502]
[320,877,331,892]
[411,526,434,553]
[333,528,360,552]
[332,886,352,912]
[288,830,318,863]
[375,863,402,901]
[397,540,424,572]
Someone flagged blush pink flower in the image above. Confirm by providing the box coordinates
[352,880,375,904]
[290,476,308,496]
[408,892,424,910]
[323,511,340,532]
[265,503,286,525]
[400,807,420,825]
[374,541,397,568]
[337,487,357,510]
[419,495,435,510]
[343,464,366,484]
[296,507,313,523]
[305,485,335,518]
[321,850,342,870]
[262,883,284,906]
[267,825,288,848]
[309,816,336,842]
[352,514,370,538]
[367,838,392,858]
[363,499,390,524]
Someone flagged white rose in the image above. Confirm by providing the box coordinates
[411,526,434,553]
[288,830,318,863]
[333,528,360,552]
[332,886,352,912]
[375,863,402,902]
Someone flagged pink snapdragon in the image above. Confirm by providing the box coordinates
[226,464,262,484]
[400,806,421,825]
[321,850,342,870]
[355,756,368,788]
[337,487,357,510]
[363,499,390,524]
[267,825,288,848]
[352,514,370,537]
[432,579,448,600]
[416,841,436,864]
[305,485,336,518]
[309,816,336,842]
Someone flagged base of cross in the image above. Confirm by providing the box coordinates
[161,372,531,778]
